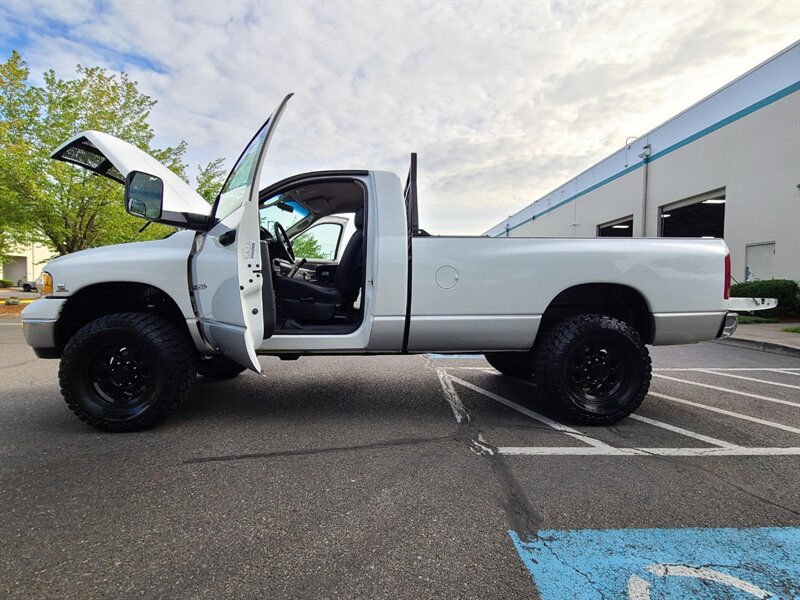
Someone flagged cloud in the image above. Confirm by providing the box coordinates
[1,0,798,234]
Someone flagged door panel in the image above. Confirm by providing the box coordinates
[192,94,292,372]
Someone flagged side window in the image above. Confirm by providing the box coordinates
[292,223,343,260]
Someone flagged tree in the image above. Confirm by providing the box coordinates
[0,52,193,256]
[195,157,227,204]
[0,52,36,262]
[291,232,325,259]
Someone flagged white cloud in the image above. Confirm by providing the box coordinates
[2,0,798,233]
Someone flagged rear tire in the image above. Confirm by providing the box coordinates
[22,284,31,292]
[484,351,534,378]
[59,312,196,432]
[533,314,651,425]
[197,355,246,380]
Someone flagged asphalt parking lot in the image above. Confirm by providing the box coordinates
[1,315,798,599]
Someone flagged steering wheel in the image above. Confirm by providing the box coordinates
[274,222,295,263]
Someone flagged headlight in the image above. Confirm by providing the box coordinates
[41,272,53,295]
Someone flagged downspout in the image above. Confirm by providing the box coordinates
[638,144,652,236]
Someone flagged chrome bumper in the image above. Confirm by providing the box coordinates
[718,312,738,339]
[22,318,58,349]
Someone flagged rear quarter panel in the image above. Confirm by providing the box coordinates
[409,236,728,351]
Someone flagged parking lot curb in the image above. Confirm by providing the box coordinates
[714,336,800,359]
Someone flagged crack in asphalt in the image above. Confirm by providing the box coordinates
[453,412,543,542]
[184,435,454,464]
[422,354,543,541]
[0,360,37,369]
[539,536,608,600]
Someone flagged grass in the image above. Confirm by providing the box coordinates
[737,315,779,324]
[782,326,800,334]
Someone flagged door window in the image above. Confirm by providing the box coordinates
[293,222,344,260]
[214,125,271,222]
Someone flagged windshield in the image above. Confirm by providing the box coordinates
[259,196,309,232]
[214,118,272,222]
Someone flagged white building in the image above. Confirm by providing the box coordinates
[0,243,54,286]
[485,42,800,283]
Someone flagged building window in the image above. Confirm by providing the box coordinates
[660,190,725,238]
[598,217,633,237]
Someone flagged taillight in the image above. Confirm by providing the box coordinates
[724,254,731,299]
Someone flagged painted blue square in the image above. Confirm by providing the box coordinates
[510,527,800,599]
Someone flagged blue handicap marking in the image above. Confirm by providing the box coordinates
[509,527,800,599]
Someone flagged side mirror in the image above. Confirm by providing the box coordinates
[125,171,163,220]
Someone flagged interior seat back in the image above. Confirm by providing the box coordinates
[334,207,364,304]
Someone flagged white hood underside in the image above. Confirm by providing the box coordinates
[51,130,211,216]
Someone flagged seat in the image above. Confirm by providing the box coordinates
[274,208,364,320]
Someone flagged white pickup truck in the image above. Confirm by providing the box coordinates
[22,95,774,432]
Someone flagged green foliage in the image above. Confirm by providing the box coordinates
[0,51,207,257]
[730,279,799,317]
[195,157,227,204]
[292,232,325,259]
[0,279,12,288]
[0,51,35,260]
[4,297,20,305]
[781,327,800,334]
[737,315,778,325]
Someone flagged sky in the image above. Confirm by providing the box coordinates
[1,0,798,234]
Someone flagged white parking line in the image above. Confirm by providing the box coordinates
[434,366,495,370]
[446,374,614,449]
[627,414,737,448]
[653,368,800,372]
[653,374,800,409]
[771,369,800,377]
[695,369,800,390]
[498,446,800,456]
[435,368,469,423]
[649,391,800,435]
[435,367,800,458]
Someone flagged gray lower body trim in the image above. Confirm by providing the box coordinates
[652,311,727,345]
[407,315,541,352]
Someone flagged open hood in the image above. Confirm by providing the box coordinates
[51,131,211,216]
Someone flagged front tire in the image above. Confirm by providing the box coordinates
[59,312,196,432]
[484,351,534,378]
[197,355,246,380]
[533,314,651,425]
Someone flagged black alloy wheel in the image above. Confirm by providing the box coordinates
[86,341,157,420]
[564,334,633,414]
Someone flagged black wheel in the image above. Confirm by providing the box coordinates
[484,351,534,378]
[197,355,246,380]
[22,284,31,292]
[533,314,651,424]
[59,312,196,432]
